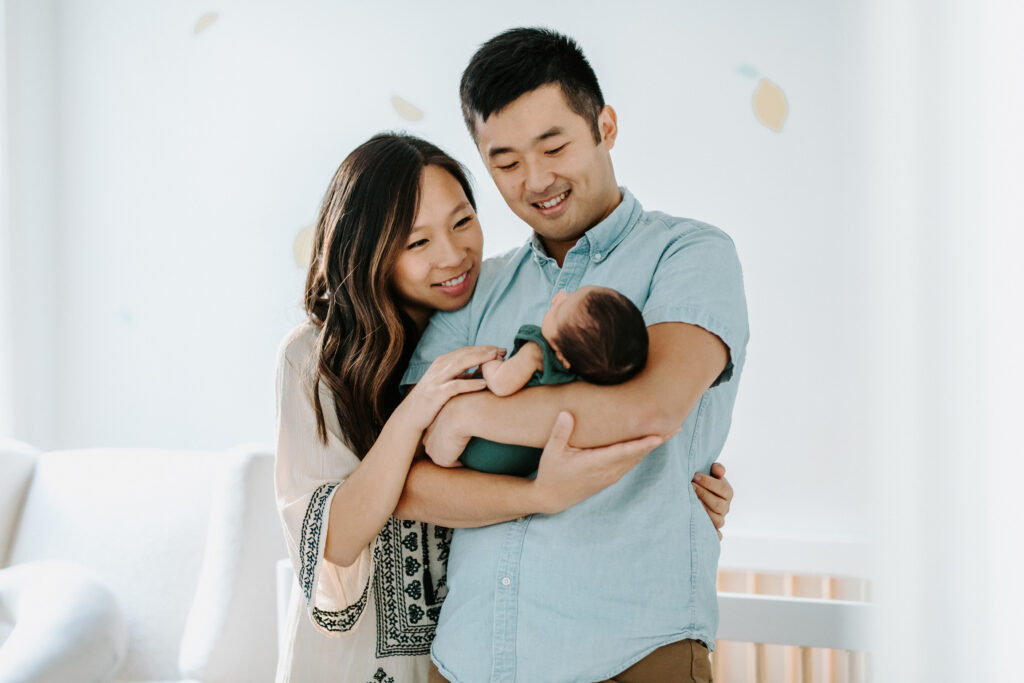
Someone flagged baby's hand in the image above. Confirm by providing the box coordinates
[481,342,541,397]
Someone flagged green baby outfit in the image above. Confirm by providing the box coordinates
[459,324,576,475]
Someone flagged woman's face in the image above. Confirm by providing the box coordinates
[393,165,484,330]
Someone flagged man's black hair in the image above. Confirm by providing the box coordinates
[459,27,605,143]
[557,289,648,385]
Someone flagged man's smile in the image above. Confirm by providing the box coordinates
[531,189,572,216]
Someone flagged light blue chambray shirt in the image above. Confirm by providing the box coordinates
[401,188,748,683]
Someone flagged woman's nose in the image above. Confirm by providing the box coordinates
[434,234,463,267]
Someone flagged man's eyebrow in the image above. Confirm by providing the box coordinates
[487,127,565,159]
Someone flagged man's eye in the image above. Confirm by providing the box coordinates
[497,161,518,171]
[546,143,567,155]
[407,239,428,249]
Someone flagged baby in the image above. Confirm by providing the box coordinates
[459,285,649,475]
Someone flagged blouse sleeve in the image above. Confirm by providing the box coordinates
[274,327,373,636]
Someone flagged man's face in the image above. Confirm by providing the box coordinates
[473,84,621,253]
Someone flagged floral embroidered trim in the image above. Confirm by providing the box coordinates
[312,580,369,633]
[299,482,338,603]
[373,518,452,657]
[367,667,395,683]
[300,482,371,633]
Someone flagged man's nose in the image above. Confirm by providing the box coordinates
[524,162,555,195]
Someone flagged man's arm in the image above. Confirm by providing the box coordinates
[423,321,728,462]
[396,412,667,527]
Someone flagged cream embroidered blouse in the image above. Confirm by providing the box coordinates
[274,322,450,683]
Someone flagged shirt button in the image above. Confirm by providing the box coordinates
[501,577,511,586]
[593,252,602,261]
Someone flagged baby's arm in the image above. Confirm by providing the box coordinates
[480,342,544,397]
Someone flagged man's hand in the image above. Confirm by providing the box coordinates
[423,399,471,467]
[531,412,670,515]
[692,462,733,540]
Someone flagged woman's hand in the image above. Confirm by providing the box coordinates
[396,346,504,434]
[692,462,733,540]
[531,412,669,514]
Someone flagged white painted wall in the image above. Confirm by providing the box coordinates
[3,0,62,448]
[7,0,874,536]
[3,0,874,541]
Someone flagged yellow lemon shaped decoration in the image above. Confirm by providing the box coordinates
[293,224,315,269]
[753,78,788,132]
[194,12,219,36]
[392,95,424,122]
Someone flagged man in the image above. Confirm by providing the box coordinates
[399,28,748,683]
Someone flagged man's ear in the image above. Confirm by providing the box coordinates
[599,105,618,150]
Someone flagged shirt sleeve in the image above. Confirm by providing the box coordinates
[274,334,373,637]
[643,223,749,386]
[400,305,472,387]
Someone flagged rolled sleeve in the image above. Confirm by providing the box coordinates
[643,225,749,386]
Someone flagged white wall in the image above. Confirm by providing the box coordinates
[3,0,61,448]
[2,0,873,541]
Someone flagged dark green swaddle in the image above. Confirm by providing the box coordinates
[459,324,577,476]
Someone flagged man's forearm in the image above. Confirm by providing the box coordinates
[444,322,728,449]
[394,459,547,528]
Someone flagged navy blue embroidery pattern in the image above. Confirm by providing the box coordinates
[312,582,369,632]
[367,668,395,683]
[373,518,452,657]
[300,482,368,633]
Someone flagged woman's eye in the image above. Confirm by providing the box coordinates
[407,239,428,249]
[454,215,473,229]
[546,143,567,155]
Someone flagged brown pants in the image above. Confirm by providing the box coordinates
[427,638,713,683]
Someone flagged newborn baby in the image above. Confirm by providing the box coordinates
[459,285,649,475]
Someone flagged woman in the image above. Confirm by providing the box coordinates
[275,133,733,682]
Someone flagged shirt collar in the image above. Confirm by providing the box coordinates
[528,187,640,264]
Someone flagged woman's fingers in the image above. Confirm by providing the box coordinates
[443,378,489,397]
[435,345,505,377]
[692,482,727,525]
[692,469,733,514]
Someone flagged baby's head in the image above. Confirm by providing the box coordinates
[541,285,649,385]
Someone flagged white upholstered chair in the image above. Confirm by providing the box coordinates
[0,440,285,683]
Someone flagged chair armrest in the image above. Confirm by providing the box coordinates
[0,441,38,566]
[276,558,295,651]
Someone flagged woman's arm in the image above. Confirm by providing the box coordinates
[322,345,502,566]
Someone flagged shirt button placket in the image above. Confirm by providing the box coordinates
[490,516,531,683]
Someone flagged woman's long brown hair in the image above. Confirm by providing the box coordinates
[304,133,476,457]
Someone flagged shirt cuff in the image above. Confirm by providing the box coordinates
[643,304,744,386]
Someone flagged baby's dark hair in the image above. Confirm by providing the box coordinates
[556,288,648,385]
